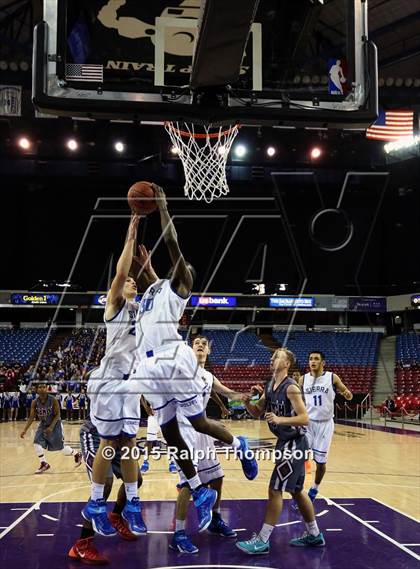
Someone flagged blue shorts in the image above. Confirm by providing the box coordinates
[80,421,123,481]
[34,422,65,451]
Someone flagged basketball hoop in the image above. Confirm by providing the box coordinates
[164,121,240,203]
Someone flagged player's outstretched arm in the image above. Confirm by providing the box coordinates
[333,374,353,400]
[212,376,249,402]
[20,399,37,438]
[106,214,139,317]
[153,184,193,298]
[265,385,309,427]
[210,390,230,418]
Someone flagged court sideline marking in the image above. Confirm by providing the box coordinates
[0,484,90,540]
[371,497,420,523]
[319,494,420,562]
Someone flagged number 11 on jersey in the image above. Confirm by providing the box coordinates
[313,394,322,406]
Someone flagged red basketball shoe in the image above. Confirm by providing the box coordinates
[35,462,50,474]
[68,537,108,565]
[108,512,137,541]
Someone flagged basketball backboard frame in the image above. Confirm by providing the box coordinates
[33,0,378,128]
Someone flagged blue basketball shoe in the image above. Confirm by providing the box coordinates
[191,486,217,532]
[122,497,147,535]
[140,460,150,474]
[236,533,270,555]
[81,498,117,537]
[237,436,258,480]
[168,461,177,474]
[169,530,199,553]
[308,487,318,502]
[290,531,325,547]
[207,512,237,537]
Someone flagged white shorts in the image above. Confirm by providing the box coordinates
[87,368,141,439]
[176,419,224,486]
[305,418,334,464]
[146,414,160,442]
[132,343,205,427]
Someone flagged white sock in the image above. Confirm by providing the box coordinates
[305,520,320,536]
[187,474,201,491]
[34,443,46,461]
[213,507,221,514]
[91,482,105,501]
[175,519,186,532]
[258,523,274,543]
[124,482,138,501]
[232,436,241,450]
[312,483,320,491]
[62,445,74,456]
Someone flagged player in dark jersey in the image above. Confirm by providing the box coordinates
[68,415,143,565]
[236,348,325,554]
[20,382,82,474]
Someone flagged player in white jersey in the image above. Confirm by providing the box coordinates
[171,335,250,553]
[130,185,258,533]
[300,350,353,502]
[83,214,147,538]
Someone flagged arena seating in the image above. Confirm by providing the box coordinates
[395,332,420,395]
[0,329,50,365]
[271,331,380,393]
[205,329,271,391]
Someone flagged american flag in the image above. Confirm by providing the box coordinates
[65,63,103,83]
[366,109,414,141]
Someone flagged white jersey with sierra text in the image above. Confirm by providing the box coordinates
[96,300,138,379]
[303,371,335,421]
[178,367,214,426]
[136,279,188,355]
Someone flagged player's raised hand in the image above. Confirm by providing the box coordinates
[250,384,264,395]
[152,184,167,210]
[127,214,140,240]
[134,244,151,270]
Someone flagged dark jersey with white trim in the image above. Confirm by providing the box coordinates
[264,377,306,442]
[35,395,57,427]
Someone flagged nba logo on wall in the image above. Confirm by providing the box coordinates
[328,58,348,95]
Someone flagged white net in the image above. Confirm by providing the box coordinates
[164,121,239,203]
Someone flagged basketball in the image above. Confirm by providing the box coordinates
[127,181,157,215]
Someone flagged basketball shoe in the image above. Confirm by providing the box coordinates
[236,436,258,480]
[35,461,50,474]
[236,533,270,554]
[168,461,177,474]
[122,497,147,535]
[290,531,325,547]
[207,512,237,537]
[308,487,318,502]
[108,512,137,541]
[74,451,83,468]
[169,530,199,554]
[191,486,217,532]
[82,498,117,537]
[140,460,149,474]
[68,537,108,565]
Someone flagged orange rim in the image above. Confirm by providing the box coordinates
[165,121,240,139]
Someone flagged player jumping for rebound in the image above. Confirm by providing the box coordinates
[131,185,258,533]
[171,334,251,553]
[82,215,147,537]
[20,381,82,473]
[237,348,325,554]
[299,350,353,502]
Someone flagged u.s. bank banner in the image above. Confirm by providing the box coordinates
[67,0,252,84]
